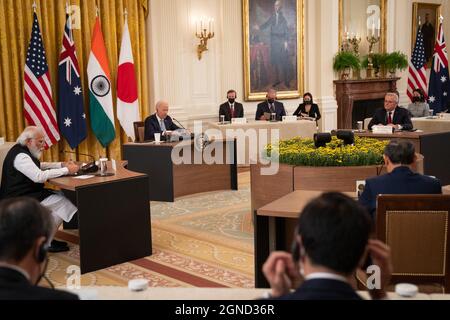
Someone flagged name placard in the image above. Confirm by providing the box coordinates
[282,116,298,123]
[372,125,394,134]
[231,118,247,124]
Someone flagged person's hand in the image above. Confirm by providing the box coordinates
[367,240,392,300]
[165,130,173,136]
[64,162,79,175]
[259,115,266,120]
[301,113,309,117]
[262,251,301,298]
[386,124,396,128]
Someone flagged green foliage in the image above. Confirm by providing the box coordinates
[385,51,408,71]
[361,53,388,69]
[264,136,388,167]
[333,51,361,72]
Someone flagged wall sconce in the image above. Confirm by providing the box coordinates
[195,18,215,60]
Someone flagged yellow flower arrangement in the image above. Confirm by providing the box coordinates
[265,136,389,167]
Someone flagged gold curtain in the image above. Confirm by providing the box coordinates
[0,0,149,162]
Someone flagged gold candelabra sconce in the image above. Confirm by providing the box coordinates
[195,18,215,60]
[366,35,380,78]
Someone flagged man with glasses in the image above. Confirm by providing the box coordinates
[368,92,413,131]
[0,126,79,252]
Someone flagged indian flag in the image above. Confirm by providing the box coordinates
[117,15,140,141]
[87,16,115,147]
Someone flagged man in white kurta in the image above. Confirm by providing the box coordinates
[0,127,79,252]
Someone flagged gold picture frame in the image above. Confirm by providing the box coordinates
[242,0,304,101]
[412,2,441,66]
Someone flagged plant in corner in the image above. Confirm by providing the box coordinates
[385,51,408,78]
[362,53,388,77]
[333,51,361,80]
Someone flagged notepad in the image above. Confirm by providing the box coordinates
[73,175,95,180]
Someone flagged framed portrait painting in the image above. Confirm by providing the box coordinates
[412,2,441,66]
[243,0,304,101]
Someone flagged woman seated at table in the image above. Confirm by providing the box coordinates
[293,92,321,121]
[407,88,430,117]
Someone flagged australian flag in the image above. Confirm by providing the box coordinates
[58,14,87,149]
[428,21,450,113]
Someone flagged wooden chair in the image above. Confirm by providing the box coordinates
[376,194,450,293]
[133,121,145,142]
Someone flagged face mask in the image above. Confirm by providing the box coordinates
[268,98,275,104]
[304,99,312,105]
[228,98,235,104]
[413,97,421,103]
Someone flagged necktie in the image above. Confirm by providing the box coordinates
[230,104,235,118]
[160,119,167,132]
[270,103,275,113]
[387,112,392,124]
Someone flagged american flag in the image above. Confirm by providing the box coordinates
[407,26,428,102]
[24,12,60,148]
[428,20,450,113]
[58,13,87,149]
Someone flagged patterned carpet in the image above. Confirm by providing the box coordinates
[47,172,254,288]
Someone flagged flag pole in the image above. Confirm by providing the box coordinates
[32,0,37,12]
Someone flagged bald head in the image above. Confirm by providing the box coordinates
[155,100,169,119]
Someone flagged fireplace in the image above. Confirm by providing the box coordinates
[334,78,400,129]
[351,99,384,129]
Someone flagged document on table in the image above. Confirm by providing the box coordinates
[73,175,95,180]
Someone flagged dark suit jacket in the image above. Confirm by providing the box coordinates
[359,166,442,218]
[219,102,244,122]
[368,107,413,130]
[144,114,180,141]
[273,279,362,300]
[255,101,286,121]
[0,267,79,300]
[293,103,321,120]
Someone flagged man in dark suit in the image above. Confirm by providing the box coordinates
[144,100,180,141]
[359,140,442,218]
[0,197,79,300]
[368,92,413,130]
[219,90,244,122]
[263,192,392,300]
[255,89,286,121]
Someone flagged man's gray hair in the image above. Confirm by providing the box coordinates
[16,126,43,146]
[385,92,399,103]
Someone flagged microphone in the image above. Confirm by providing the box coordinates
[172,118,186,129]
[61,150,95,163]
[61,150,98,174]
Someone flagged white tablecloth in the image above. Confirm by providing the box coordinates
[208,120,317,165]
[412,117,450,133]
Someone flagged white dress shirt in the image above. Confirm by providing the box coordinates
[13,153,68,184]
[304,272,348,283]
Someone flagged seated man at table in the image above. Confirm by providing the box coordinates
[0,126,79,252]
[368,92,413,131]
[359,140,442,218]
[144,100,180,141]
[255,88,286,121]
[219,89,244,122]
[0,197,79,300]
[262,192,392,300]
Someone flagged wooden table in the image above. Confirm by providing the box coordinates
[412,117,450,133]
[49,162,151,274]
[254,190,355,287]
[355,131,450,185]
[123,139,237,202]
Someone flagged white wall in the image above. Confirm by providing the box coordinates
[146,0,449,130]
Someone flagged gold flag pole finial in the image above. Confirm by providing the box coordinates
[32,0,37,12]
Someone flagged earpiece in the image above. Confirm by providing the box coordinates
[37,241,48,263]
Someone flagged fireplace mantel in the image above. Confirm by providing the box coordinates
[334,78,400,129]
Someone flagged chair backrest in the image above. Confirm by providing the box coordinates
[376,194,450,293]
[363,117,372,130]
[133,121,145,142]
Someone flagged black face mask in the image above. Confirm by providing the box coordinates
[413,97,421,103]
[267,99,275,104]
[304,100,312,105]
[228,98,235,104]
